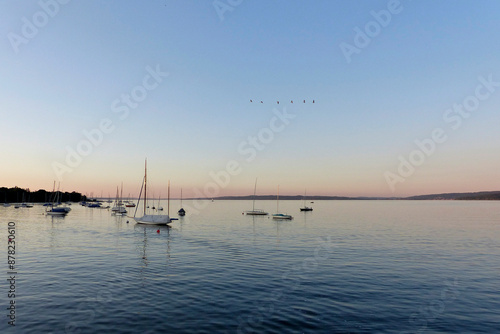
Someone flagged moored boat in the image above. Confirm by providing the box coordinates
[272,213,293,220]
[111,184,127,215]
[300,190,313,211]
[272,185,293,220]
[46,182,71,216]
[133,160,173,225]
[244,178,268,216]
[178,188,186,216]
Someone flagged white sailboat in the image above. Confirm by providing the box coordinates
[133,160,173,225]
[244,178,268,215]
[111,183,127,215]
[125,193,136,207]
[272,185,293,220]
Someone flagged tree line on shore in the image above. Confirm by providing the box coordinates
[0,187,86,203]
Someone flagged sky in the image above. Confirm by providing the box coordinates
[1,0,500,198]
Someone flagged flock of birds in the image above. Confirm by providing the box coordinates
[250,99,315,104]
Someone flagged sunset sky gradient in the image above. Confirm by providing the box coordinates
[1,0,500,198]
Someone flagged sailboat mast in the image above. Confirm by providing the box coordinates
[277,185,280,213]
[252,178,257,211]
[57,182,61,203]
[51,180,56,204]
[144,159,147,215]
[167,180,170,215]
[115,186,119,206]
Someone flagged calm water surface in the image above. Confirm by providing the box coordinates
[1,200,499,333]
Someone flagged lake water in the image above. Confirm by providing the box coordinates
[1,200,499,333]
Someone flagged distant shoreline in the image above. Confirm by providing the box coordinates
[2,188,500,203]
[190,191,500,201]
[0,186,85,203]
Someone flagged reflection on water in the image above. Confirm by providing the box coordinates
[0,201,499,333]
[48,214,65,250]
[134,224,171,268]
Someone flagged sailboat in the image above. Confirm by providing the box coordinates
[18,193,33,208]
[272,185,293,220]
[3,192,10,207]
[24,195,33,207]
[300,189,313,211]
[46,182,71,216]
[178,188,186,216]
[111,183,127,215]
[156,193,163,211]
[244,178,268,215]
[133,160,173,225]
[125,193,136,207]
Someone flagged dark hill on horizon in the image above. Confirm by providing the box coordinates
[202,191,500,201]
[212,195,361,201]
[0,186,86,203]
[405,191,500,200]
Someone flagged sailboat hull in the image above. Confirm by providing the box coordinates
[47,211,67,216]
[111,207,127,214]
[134,214,172,225]
[245,210,268,215]
[272,213,293,220]
[46,207,70,215]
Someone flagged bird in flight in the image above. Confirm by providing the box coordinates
[249,99,316,104]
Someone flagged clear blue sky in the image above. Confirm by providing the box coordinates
[1,0,500,198]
